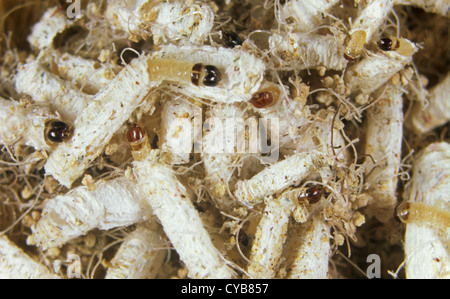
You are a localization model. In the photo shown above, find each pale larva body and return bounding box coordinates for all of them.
[344,37,417,96]
[150,44,265,103]
[147,58,222,87]
[346,0,394,60]
[397,202,450,234]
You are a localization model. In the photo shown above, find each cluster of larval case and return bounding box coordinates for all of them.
[0,0,448,279]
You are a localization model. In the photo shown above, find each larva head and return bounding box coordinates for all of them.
[250,91,273,108]
[395,202,411,223]
[298,185,323,204]
[45,120,72,144]
[127,123,151,160]
[203,65,222,87]
[222,31,242,48]
[377,38,394,51]
[127,123,145,143]
[304,186,323,204]
[250,82,281,108]
[191,64,222,87]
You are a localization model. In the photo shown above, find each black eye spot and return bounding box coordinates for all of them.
[222,31,242,48]
[202,65,222,87]
[46,120,72,143]
[377,38,393,51]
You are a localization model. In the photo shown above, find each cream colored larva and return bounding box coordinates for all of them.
[344,36,417,96]
[345,0,394,60]
[147,58,222,87]
[396,202,450,233]
[129,124,235,279]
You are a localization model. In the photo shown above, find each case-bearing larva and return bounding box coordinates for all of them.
[201,103,248,205]
[283,214,331,279]
[364,83,404,222]
[129,125,235,279]
[105,0,214,44]
[0,235,60,279]
[234,151,331,207]
[28,176,151,250]
[147,58,222,87]
[149,44,265,103]
[0,96,61,151]
[247,193,295,279]
[269,33,348,71]
[159,97,197,165]
[44,54,156,188]
[401,142,450,279]
[27,6,77,50]
[408,74,450,134]
[396,202,450,232]
[279,0,340,32]
[105,222,166,279]
[344,37,417,96]
[15,56,92,123]
[45,50,118,95]
[345,0,394,60]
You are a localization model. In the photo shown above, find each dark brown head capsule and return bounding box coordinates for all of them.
[191,64,222,87]
[222,31,242,48]
[45,120,72,143]
[127,123,145,143]
[202,65,222,87]
[250,91,273,108]
[301,186,323,204]
[377,38,393,51]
